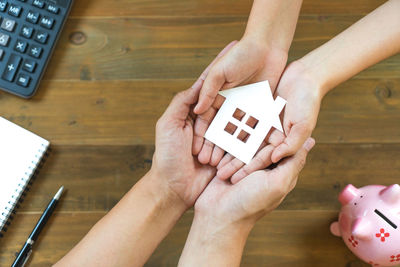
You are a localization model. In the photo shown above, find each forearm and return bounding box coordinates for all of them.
[178,214,253,267]
[243,0,303,52]
[55,171,187,267]
[299,0,400,96]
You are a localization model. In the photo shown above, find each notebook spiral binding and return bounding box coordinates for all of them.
[0,144,50,238]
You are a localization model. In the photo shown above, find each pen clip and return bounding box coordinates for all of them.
[21,249,32,267]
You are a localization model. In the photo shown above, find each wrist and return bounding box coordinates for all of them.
[141,170,188,215]
[297,52,335,97]
[192,212,254,241]
[179,213,254,266]
[286,59,326,100]
[241,31,288,58]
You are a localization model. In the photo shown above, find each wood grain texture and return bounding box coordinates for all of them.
[0,0,398,266]
[0,211,368,267]
[40,16,400,81]
[5,143,398,213]
[69,0,386,17]
[1,79,399,145]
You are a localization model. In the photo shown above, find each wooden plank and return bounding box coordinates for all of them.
[3,143,398,213]
[314,78,400,143]
[42,16,400,81]
[281,143,400,210]
[0,211,367,266]
[1,78,400,145]
[0,212,106,267]
[69,0,386,17]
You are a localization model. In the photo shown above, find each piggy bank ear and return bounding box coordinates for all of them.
[330,222,341,237]
[352,217,373,241]
[339,184,360,205]
[380,184,400,204]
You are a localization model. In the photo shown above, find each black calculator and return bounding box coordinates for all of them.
[0,0,73,98]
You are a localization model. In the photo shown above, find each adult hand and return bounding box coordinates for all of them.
[192,37,288,166]
[271,61,323,163]
[150,41,240,208]
[179,138,315,267]
[196,137,315,226]
[150,86,216,209]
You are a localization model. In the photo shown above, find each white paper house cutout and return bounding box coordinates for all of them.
[204,80,286,164]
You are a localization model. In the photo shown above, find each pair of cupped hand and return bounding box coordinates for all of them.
[151,39,317,227]
[192,40,321,184]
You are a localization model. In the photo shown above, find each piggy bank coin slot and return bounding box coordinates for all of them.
[374,209,397,229]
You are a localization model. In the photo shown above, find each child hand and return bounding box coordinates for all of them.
[192,37,288,166]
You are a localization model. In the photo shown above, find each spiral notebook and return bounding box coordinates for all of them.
[0,117,50,236]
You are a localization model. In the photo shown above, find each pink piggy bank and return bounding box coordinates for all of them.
[331,184,400,266]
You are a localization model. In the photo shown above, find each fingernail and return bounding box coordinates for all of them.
[193,105,200,114]
[303,138,315,152]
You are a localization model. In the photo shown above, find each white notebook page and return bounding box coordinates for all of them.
[0,117,50,231]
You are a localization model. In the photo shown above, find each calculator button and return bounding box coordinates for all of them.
[34,30,48,44]
[0,0,7,12]
[29,45,42,58]
[14,40,28,53]
[26,10,40,24]
[0,49,4,60]
[8,4,22,17]
[20,25,34,39]
[0,33,10,46]
[32,0,45,8]
[40,16,54,29]
[22,59,36,73]
[1,18,16,32]
[16,73,31,87]
[2,54,22,82]
[46,4,59,14]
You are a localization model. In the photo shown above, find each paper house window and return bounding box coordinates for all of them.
[204,80,286,164]
[224,108,260,144]
[224,122,237,135]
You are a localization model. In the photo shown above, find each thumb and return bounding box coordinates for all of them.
[161,88,199,123]
[271,122,312,163]
[191,40,238,92]
[271,137,315,184]
[194,63,226,115]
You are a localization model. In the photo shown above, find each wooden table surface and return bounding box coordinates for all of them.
[1,0,399,266]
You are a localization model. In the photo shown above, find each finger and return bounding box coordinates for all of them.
[217,153,234,170]
[216,135,268,180]
[192,135,205,156]
[219,135,268,182]
[161,88,199,123]
[270,138,315,191]
[216,158,245,180]
[268,129,285,147]
[210,145,225,167]
[231,145,275,184]
[194,41,238,115]
[271,122,312,163]
[192,105,218,155]
[194,64,226,115]
[191,41,238,92]
[197,140,214,164]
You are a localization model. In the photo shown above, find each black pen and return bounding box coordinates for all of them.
[12,186,64,267]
